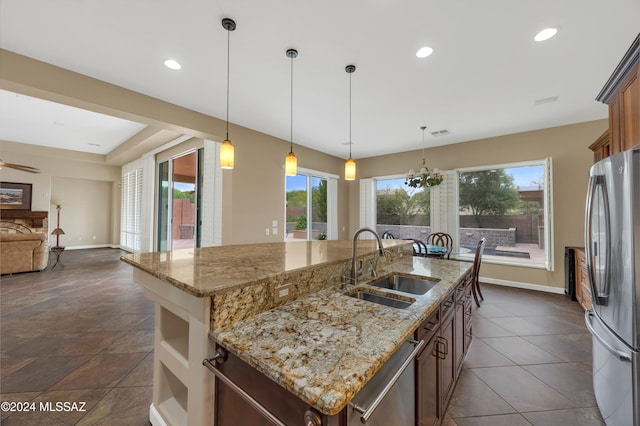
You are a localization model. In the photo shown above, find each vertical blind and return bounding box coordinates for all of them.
[120,168,143,252]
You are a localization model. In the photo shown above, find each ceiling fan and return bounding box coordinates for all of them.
[0,159,41,173]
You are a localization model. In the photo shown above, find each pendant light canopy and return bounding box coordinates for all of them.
[220,18,236,170]
[344,64,356,181]
[285,48,298,176]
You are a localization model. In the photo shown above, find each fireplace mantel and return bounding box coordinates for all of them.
[1,211,48,227]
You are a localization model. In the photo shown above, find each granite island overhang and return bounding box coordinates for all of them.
[120,240,472,425]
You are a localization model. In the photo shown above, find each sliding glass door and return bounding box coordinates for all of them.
[157,150,202,251]
[285,174,327,240]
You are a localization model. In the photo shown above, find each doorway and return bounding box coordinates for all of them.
[157,149,202,251]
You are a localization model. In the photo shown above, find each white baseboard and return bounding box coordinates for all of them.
[62,244,115,251]
[149,404,167,426]
[480,276,565,294]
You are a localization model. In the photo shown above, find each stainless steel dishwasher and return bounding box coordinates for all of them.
[347,339,424,425]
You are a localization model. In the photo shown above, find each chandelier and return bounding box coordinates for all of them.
[404,126,443,188]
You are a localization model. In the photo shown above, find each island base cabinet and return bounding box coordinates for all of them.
[439,305,456,413]
[416,332,440,426]
[416,276,473,426]
[212,346,339,426]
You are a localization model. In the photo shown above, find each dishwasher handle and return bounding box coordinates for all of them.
[203,349,288,426]
[349,339,425,424]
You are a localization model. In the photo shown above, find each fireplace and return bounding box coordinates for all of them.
[0,211,49,234]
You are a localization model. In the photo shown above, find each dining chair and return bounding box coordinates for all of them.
[426,232,453,259]
[471,238,486,307]
[382,231,395,239]
[408,238,428,257]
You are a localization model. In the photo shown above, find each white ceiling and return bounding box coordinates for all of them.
[1,0,639,160]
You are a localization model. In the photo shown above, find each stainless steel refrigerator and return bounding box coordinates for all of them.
[585,146,640,425]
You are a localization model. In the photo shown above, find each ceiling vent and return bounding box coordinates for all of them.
[430,129,449,136]
[534,96,559,105]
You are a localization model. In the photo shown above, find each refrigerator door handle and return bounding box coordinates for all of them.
[584,174,612,305]
[585,310,631,362]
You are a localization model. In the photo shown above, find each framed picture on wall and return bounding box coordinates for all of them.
[0,182,32,210]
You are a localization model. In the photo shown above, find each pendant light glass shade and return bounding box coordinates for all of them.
[220,139,234,169]
[285,49,298,176]
[220,18,236,170]
[285,151,298,176]
[344,65,356,181]
[345,158,356,180]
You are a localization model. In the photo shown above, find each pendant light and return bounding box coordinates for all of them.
[285,48,298,176]
[404,126,443,188]
[219,18,236,169]
[344,64,356,181]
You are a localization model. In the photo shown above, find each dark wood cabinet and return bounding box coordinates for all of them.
[595,33,640,159]
[416,312,441,426]
[438,297,456,413]
[589,130,611,163]
[415,275,472,426]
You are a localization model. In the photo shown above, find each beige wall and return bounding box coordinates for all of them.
[0,48,609,289]
[0,50,350,247]
[354,120,608,289]
[150,130,350,245]
[50,176,113,248]
[223,124,351,244]
[0,140,121,247]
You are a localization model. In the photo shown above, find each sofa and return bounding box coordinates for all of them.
[0,233,49,274]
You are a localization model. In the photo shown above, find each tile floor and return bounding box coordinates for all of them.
[444,284,604,425]
[1,248,604,425]
[1,248,154,425]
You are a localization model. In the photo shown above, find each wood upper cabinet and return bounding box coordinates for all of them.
[596,33,640,158]
[589,130,611,163]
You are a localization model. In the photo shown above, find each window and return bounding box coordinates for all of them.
[121,167,143,252]
[285,168,338,240]
[456,159,553,270]
[374,176,432,240]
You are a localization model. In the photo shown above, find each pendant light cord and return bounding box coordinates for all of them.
[290,54,294,154]
[421,126,426,163]
[349,71,352,159]
[225,26,230,141]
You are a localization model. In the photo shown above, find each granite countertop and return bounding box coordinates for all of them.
[214,256,472,416]
[120,239,409,297]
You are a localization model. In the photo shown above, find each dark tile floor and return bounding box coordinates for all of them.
[1,249,603,425]
[444,284,604,425]
[1,248,153,425]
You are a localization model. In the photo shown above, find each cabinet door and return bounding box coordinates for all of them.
[439,309,456,413]
[620,70,639,151]
[416,334,439,426]
[610,96,623,154]
[454,298,465,377]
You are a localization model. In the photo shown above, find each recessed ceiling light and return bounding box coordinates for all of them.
[534,28,558,42]
[416,46,434,58]
[164,59,181,70]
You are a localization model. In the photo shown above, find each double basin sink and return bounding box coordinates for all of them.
[346,274,440,309]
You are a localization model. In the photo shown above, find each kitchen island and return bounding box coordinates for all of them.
[121,240,473,426]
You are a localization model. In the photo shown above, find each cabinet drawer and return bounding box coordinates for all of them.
[416,309,440,343]
[455,282,466,301]
[440,293,455,319]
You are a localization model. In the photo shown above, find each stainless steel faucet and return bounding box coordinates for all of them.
[350,227,386,286]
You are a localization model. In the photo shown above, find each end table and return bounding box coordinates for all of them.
[50,246,65,270]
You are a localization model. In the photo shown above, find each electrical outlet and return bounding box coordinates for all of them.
[274,283,294,303]
[266,228,270,236]
[272,220,278,227]
[272,227,278,235]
